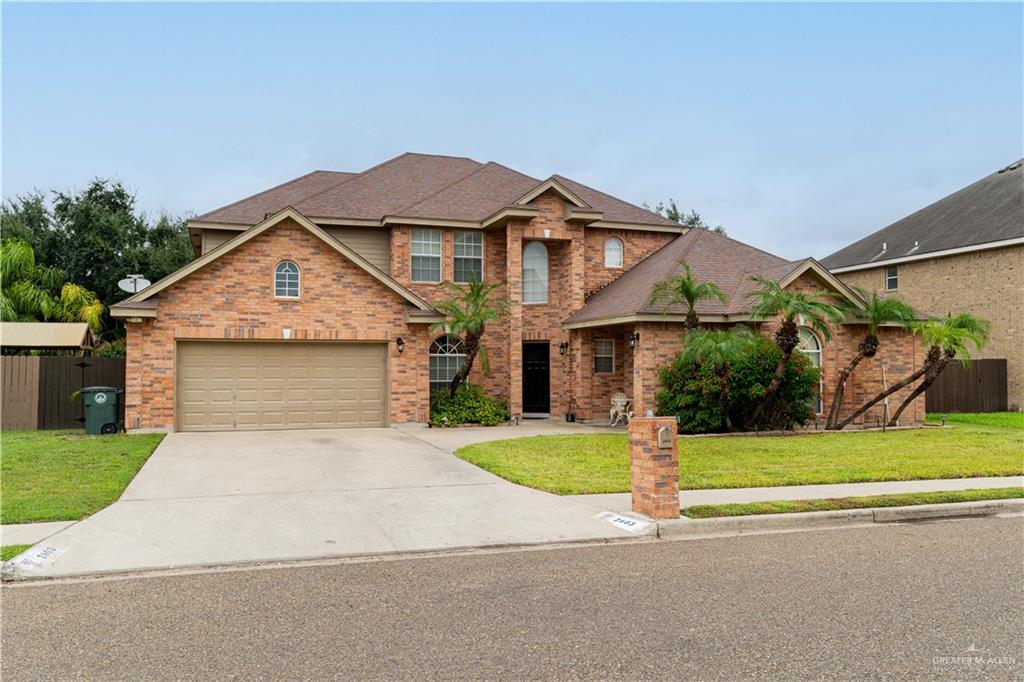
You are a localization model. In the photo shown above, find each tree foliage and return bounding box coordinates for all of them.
[0,239,104,331]
[1,179,193,336]
[430,277,510,397]
[646,199,727,236]
[648,260,727,329]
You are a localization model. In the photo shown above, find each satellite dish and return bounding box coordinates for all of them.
[118,274,152,294]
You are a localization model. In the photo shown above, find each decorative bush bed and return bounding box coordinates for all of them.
[429,384,510,427]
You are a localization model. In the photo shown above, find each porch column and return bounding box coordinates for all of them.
[632,323,658,417]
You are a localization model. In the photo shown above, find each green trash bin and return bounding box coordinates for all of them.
[82,386,121,435]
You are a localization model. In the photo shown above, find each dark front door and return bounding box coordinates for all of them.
[522,342,551,415]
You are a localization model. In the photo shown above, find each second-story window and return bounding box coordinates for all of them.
[454,231,483,283]
[274,260,300,298]
[522,241,548,303]
[604,237,624,268]
[885,266,898,291]
[412,228,442,282]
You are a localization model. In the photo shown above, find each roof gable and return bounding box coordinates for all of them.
[112,208,435,315]
[194,170,357,226]
[823,159,1024,270]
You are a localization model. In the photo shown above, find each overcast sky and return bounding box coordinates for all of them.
[3,2,1021,259]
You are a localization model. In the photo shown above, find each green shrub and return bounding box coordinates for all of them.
[94,338,126,358]
[656,336,820,433]
[430,383,510,427]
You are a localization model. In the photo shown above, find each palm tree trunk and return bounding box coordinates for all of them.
[835,347,940,430]
[825,353,866,429]
[685,309,699,330]
[887,352,953,426]
[448,334,480,397]
[744,349,792,429]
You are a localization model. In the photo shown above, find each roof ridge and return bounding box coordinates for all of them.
[291,153,425,212]
[392,162,495,216]
[401,151,480,162]
[702,227,790,264]
[193,170,340,221]
[551,173,673,225]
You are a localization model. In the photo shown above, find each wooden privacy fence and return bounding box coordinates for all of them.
[1,356,126,430]
[925,359,1008,414]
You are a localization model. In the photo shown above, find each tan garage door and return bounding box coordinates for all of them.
[176,341,387,431]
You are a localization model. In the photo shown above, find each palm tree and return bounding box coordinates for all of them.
[430,277,509,397]
[0,239,104,331]
[744,276,845,428]
[836,313,989,430]
[825,289,915,429]
[678,327,756,431]
[648,260,727,330]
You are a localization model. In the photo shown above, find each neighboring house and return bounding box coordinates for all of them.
[823,159,1024,411]
[112,152,923,432]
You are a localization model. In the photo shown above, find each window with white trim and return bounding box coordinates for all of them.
[604,237,624,268]
[429,335,465,397]
[797,327,824,414]
[594,339,615,373]
[885,266,898,291]
[453,231,483,283]
[274,261,300,298]
[412,229,442,282]
[522,241,548,303]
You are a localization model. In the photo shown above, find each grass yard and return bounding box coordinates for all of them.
[1,544,33,561]
[455,413,1024,495]
[680,487,1024,518]
[1,430,165,524]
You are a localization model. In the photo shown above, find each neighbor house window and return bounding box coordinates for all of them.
[604,237,624,268]
[522,241,548,303]
[797,327,824,414]
[429,335,465,397]
[454,231,483,283]
[412,229,442,282]
[594,339,615,373]
[274,260,300,298]
[885,266,898,291]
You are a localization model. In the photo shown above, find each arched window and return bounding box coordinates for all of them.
[429,335,466,397]
[274,261,300,298]
[604,237,624,268]
[797,327,824,414]
[522,241,548,303]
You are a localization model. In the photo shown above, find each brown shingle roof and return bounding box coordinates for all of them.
[194,170,356,225]
[565,229,797,324]
[193,153,680,228]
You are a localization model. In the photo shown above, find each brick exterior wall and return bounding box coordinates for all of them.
[125,218,431,430]
[132,195,926,432]
[837,245,1023,410]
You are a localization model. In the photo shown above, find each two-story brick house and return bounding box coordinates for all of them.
[112,153,925,431]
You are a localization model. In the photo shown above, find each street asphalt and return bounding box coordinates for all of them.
[2,516,1021,680]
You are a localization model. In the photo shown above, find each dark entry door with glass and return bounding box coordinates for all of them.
[522,342,550,415]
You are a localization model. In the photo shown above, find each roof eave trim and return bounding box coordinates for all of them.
[109,306,158,319]
[589,220,686,234]
[829,236,1024,273]
[122,207,436,312]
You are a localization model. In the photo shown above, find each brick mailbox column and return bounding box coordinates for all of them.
[629,417,680,519]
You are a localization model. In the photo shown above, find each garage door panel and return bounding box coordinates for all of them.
[176,342,387,431]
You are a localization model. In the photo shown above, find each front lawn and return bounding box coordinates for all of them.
[0,430,165,524]
[680,487,1024,518]
[1,545,33,561]
[455,416,1024,495]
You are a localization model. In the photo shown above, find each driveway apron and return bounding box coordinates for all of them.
[5,426,639,579]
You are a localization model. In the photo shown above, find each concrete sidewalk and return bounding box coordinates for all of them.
[573,476,1024,513]
[1,521,76,546]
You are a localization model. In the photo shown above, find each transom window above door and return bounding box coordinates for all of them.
[274,261,300,298]
[412,229,442,282]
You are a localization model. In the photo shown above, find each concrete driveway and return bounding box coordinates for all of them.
[7,422,642,580]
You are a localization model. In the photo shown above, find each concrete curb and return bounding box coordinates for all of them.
[658,498,1024,538]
